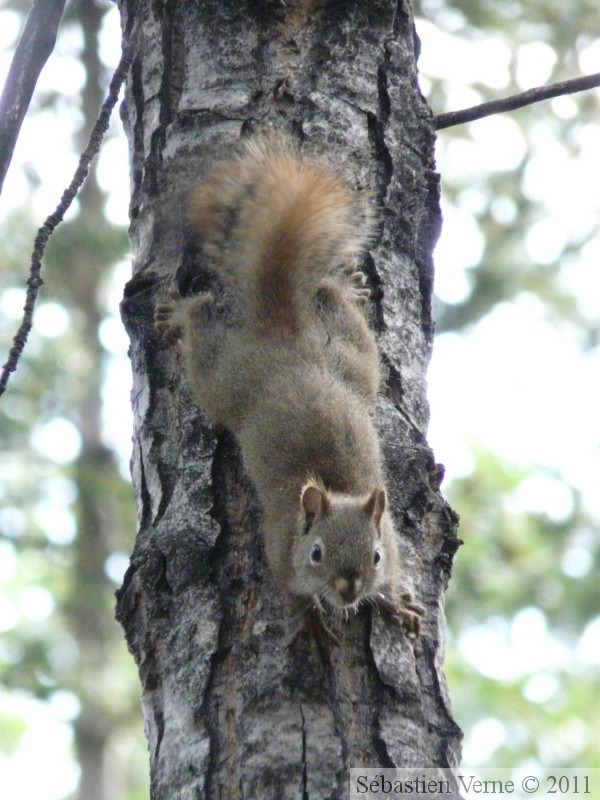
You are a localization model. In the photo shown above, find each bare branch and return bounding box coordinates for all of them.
[0,45,134,398]
[0,0,67,198]
[435,72,600,130]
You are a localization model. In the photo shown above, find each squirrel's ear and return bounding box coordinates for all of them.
[365,488,386,529]
[301,483,330,528]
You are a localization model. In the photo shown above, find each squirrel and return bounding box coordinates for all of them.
[154,134,424,646]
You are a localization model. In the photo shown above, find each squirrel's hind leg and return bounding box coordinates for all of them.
[154,282,187,344]
[312,277,381,401]
[155,285,227,381]
[182,292,229,381]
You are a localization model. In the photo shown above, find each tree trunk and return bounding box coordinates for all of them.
[116,1,462,797]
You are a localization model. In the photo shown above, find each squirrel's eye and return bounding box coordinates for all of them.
[373,549,381,566]
[310,544,322,564]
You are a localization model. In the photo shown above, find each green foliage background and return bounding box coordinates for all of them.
[415,0,600,770]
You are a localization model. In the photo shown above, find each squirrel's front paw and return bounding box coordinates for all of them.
[155,287,217,345]
[342,265,371,306]
[377,591,425,639]
[395,592,425,639]
[154,283,184,344]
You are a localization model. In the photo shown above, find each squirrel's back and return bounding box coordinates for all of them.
[188,136,372,336]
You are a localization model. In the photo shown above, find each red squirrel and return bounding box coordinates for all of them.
[155,134,424,644]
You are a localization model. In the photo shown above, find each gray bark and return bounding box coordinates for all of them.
[116,1,462,798]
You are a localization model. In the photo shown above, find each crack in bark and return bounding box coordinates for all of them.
[414,638,463,763]
[367,72,394,206]
[154,450,176,527]
[300,704,309,800]
[143,3,186,198]
[364,52,396,337]
[415,168,441,343]
[136,435,153,531]
[178,108,248,124]
[200,430,258,798]
[153,701,166,762]
[129,54,145,217]
[380,354,428,444]
[320,90,371,118]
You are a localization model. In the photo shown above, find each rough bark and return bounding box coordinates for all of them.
[116,1,462,798]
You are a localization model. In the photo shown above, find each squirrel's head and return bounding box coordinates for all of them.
[293,479,391,610]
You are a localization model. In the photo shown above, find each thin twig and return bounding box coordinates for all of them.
[0,45,134,398]
[435,72,600,130]
[0,0,67,197]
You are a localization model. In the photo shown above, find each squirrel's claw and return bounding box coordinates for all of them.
[154,296,184,344]
[395,592,426,639]
[375,591,425,640]
[353,287,371,305]
[341,267,371,305]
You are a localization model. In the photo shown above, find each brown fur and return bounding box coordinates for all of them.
[155,135,424,641]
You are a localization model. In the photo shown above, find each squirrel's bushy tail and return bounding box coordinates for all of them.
[189,135,371,335]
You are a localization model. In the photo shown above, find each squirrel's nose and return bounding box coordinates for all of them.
[335,575,362,604]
